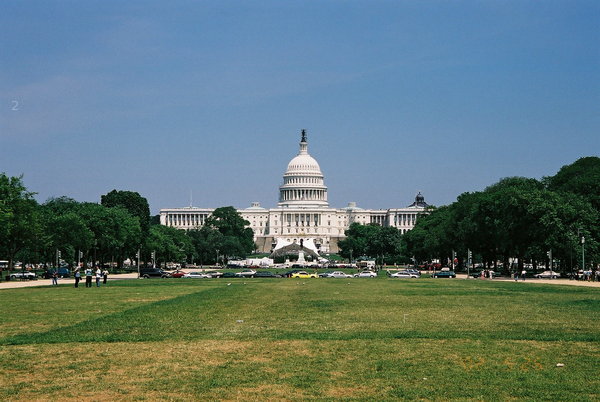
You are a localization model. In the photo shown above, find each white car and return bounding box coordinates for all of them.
[389,271,419,278]
[235,270,257,278]
[534,270,559,279]
[10,271,37,280]
[326,271,353,278]
[183,272,211,278]
[354,270,377,278]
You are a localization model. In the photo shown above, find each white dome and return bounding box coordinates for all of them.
[278,130,329,208]
[285,154,322,175]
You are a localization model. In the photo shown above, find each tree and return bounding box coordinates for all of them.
[77,202,141,267]
[204,207,255,258]
[545,156,600,211]
[145,225,193,267]
[187,226,224,265]
[339,223,404,265]
[0,174,42,272]
[101,190,151,241]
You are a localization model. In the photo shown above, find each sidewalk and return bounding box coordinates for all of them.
[0,272,140,290]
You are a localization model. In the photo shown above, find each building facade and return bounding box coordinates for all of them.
[160,130,429,254]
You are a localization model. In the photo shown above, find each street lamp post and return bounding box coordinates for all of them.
[582,236,585,272]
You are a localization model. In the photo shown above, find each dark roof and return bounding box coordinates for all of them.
[408,192,428,208]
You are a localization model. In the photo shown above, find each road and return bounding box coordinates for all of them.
[1,273,599,290]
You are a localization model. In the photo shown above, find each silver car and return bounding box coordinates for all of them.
[354,270,377,278]
[389,271,419,278]
[326,271,353,278]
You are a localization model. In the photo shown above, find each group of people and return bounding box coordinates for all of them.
[514,270,527,281]
[73,266,108,288]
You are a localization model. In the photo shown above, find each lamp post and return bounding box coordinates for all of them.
[582,236,585,272]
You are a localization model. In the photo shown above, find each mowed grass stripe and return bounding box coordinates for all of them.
[1,339,598,400]
[2,279,598,345]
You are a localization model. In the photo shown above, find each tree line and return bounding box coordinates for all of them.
[0,181,255,272]
[338,157,599,273]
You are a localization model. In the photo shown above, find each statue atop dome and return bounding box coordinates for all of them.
[301,129,307,143]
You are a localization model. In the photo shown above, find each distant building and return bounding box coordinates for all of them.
[160,130,429,254]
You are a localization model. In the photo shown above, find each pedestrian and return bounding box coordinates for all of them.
[52,270,58,286]
[102,268,108,284]
[85,266,93,288]
[95,266,102,287]
[521,269,526,281]
[74,268,81,288]
[514,271,519,281]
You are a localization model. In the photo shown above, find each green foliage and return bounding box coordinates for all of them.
[339,223,404,264]
[101,189,151,239]
[545,156,600,211]
[203,206,255,258]
[0,174,41,270]
[145,225,193,265]
[405,174,599,271]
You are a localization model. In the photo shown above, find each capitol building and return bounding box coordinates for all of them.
[160,130,429,254]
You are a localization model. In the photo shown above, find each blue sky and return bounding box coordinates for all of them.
[1,1,598,214]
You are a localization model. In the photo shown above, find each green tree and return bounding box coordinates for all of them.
[146,225,193,267]
[545,156,600,211]
[0,174,41,272]
[101,190,151,240]
[187,226,224,265]
[204,206,255,258]
[339,223,404,266]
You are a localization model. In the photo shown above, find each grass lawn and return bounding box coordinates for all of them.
[0,277,598,400]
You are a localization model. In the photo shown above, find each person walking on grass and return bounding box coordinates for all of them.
[102,268,108,285]
[52,270,58,286]
[74,268,81,288]
[95,266,102,287]
[521,269,526,281]
[85,266,93,288]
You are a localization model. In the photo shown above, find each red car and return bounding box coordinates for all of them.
[170,270,187,278]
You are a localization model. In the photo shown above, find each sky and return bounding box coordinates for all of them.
[1,1,599,214]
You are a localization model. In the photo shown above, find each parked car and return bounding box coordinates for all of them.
[318,271,334,278]
[170,270,187,278]
[354,270,377,278]
[10,271,37,280]
[254,271,281,278]
[535,270,559,279]
[291,271,318,279]
[283,269,303,278]
[204,270,223,278]
[470,271,500,278]
[43,267,71,278]
[389,271,419,278]
[183,272,211,278]
[433,270,456,278]
[325,271,354,278]
[221,272,238,278]
[139,268,171,278]
[235,270,257,278]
